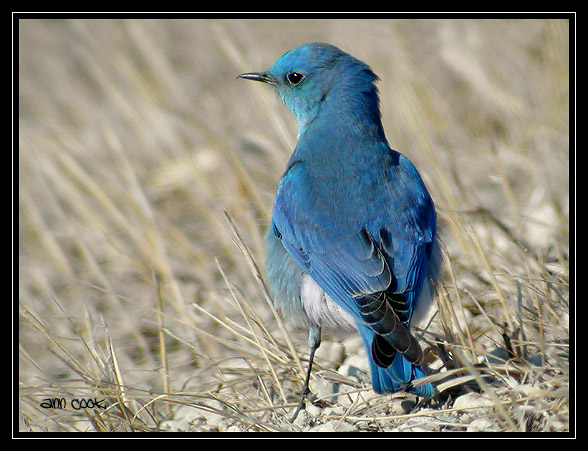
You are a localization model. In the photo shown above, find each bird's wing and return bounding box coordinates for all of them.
[271,153,436,364]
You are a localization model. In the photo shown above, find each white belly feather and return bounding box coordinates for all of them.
[300,275,357,331]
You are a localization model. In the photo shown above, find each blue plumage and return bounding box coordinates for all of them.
[238,43,441,417]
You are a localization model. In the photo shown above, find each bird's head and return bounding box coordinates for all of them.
[238,43,381,135]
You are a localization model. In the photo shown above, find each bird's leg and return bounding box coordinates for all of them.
[290,326,321,422]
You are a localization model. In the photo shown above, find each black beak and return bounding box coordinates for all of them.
[236,72,277,85]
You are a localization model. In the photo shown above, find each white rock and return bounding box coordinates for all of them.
[453,392,495,410]
[315,420,357,432]
[467,418,499,432]
[315,341,346,368]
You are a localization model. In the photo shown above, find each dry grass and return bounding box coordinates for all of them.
[18,18,570,433]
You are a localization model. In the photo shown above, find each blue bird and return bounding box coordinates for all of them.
[238,43,442,420]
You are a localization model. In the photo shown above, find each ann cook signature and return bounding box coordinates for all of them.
[40,398,107,410]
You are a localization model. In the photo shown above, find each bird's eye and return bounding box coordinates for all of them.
[286,72,305,86]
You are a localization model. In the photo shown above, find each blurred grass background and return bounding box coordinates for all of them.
[18,18,569,432]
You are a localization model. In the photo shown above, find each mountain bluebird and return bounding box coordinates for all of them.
[238,43,442,420]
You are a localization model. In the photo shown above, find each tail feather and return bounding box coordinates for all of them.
[358,325,434,397]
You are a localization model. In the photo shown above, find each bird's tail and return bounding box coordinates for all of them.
[358,325,434,398]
